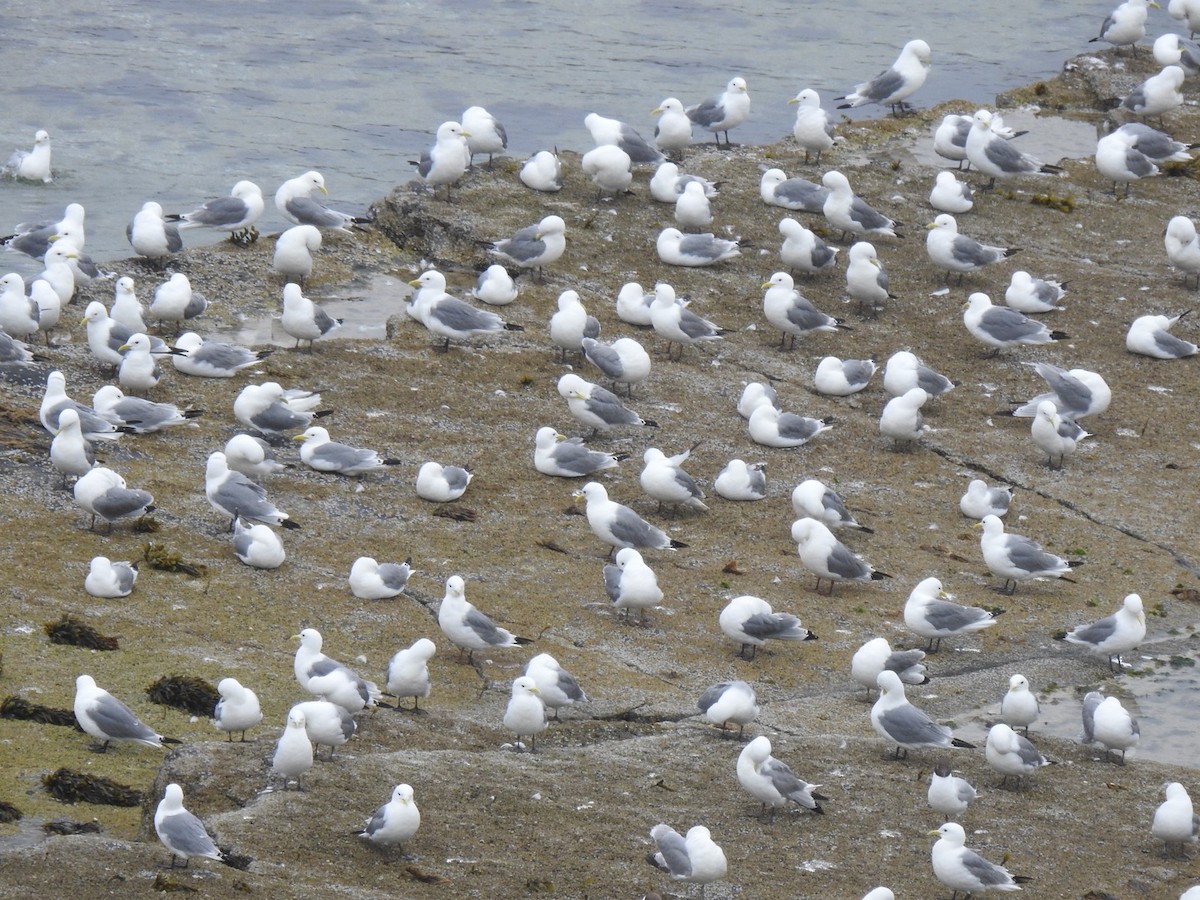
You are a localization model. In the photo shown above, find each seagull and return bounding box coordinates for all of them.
[172,332,272,378]
[6,129,52,182]
[225,434,289,481]
[697,680,758,738]
[580,144,633,197]
[851,638,928,696]
[686,76,750,146]
[930,170,974,213]
[822,171,899,240]
[582,336,651,396]
[603,547,663,622]
[1010,362,1111,421]
[904,576,1001,651]
[927,761,977,820]
[357,784,421,854]
[999,674,1040,735]
[272,709,314,790]
[233,381,330,437]
[462,105,507,166]
[964,292,1068,354]
[748,402,833,449]
[1004,270,1067,313]
[979,514,1082,593]
[154,784,223,868]
[73,674,180,752]
[737,381,778,418]
[1151,782,1199,858]
[116,332,172,394]
[50,409,97,484]
[872,671,974,759]
[930,822,1029,895]
[759,168,829,212]
[718,594,815,659]
[171,180,264,244]
[837,39,932,115]
[649,282,726,356]
[518,150,564,192]
[814,356,877,396]
[575,481,686,552]
[386,638,436,710]
[272,224,323,283]
[640,446,707,513]
[489,215,566,281]
[291,700,357,758]
[791,517,890,594]
[557,372,656,434]
[1122,65,1185,119]
[879,387,930,449]
[438,575,532,662]
[274,170,366,231]
[1165,215,1200,286]
[1090,695,1140,764]
[789,88,836,163]
[926,213,1018,281]
[675,181,713,230]
[206,451,299,531]
[127,201,183,262]
[737,736,826,821]
[1031,399,1088,469]
[648,823,727,884]
[986,723,1051,788]
[779,216,839,275]
[213,677,262,741]
[1056,593,1146,671]
[1091,0,1159,51]
[293,628,381,712]
[584,112,662,163]
[2,202,85,259]
[416,461,473,501]
[883,350,955,398]
[84,556,137,598]
[649,162,718,204]
[295,425,396,476]
[73,466,154,531]
[549,290,601,361]
[960,479,1013,519]
[966,109,1059,189]
[791,479,872,533]
[524,653,587,719]
[652,98,693,157]
[1126,311,1197,358]
[761,271,845,349]
[503,676,548,751]
[0,273,40,340]
[281,283,341,350]
[845,241,895,317]
[348,556,412,600]
[1095,127,1158,198]
[149,273,208,330]
[533,426,626,478]
[232,518,285,569]
[471,264,518,306]
[713,459,767,501]
[406,270,523,351]
[40,370,130,441]
[656,227,741,268]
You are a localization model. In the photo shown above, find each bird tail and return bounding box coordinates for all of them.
[281,519,302,531]
[1049,330,1070,341]
[514,636,535,645]
[183,409,205,419]
[1003,248,1021,258]
[641,418,660,428]
[504,323,525,332]
[870,571,892,580]
[950,737,975,749]
[668,539,689,550]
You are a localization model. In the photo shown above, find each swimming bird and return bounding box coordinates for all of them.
[274,170,366,231]
[6,129,52,182]
[759,168,829,212]
[872,671,974,759]
[791,517,890,594]
[386,638,436,711]
[295,425,396,476]
[357,784,421,854]
[837,39,932,115]
[926,214,1018,281]
[719,594,815,659]
[602,547,664,622]
[213,677,262,741]
[1056,593,1146,671]
[206,451,299,531]
[154,784,223,868]
[930,822,1029,895]
[979,514,1082,593]
[349,556,412,599]
[1126,311,1197,358]
[84,556,137,598]
[737,736,825,821]
[963,292,1068,354]
[686,76,750,146]
[904,576,1001,650]
[171,180,264,244]
[791,479,872,533]
[74,674,180,752]
[697,680,758,737]
[438,575,532,662]
[503,676,548,751]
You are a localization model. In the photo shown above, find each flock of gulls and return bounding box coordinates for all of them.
[6,0,1200,896]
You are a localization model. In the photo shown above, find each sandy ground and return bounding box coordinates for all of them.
[1,49,1199,898]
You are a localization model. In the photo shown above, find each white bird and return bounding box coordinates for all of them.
[652,98,693,157]
[697,680,758,737]
[109,277,147,334]
[779,216,838,275]
[791,517,890,594]
[1056,593,1146,671]
[357,784,421,853]
[150,273,208,329]
[557,372,656,434]
[232,518,285,569]
[470,264,518,306]
[904,576,1001,651]
[737,735,825,821]
[837,39,932,115]
[171,332,270,378]
[2,202,85,259]
[116,332,168,394]
[213,677,262,741]
[73,674,178,752]
[930,170,974,213]
[602,547,663,622]
[7,129,52,182]
[649,823,727,884]
[274,170,362,231]
[980,514,1082,594]
[1032,399,1087,469]
[791,478,872,533]
[272,224,322,283]
[815,356,876,396]
[575,481,686,552]
[438,575,531,661]
[1010,362,1111,421]
[719,594,814,659]
[1165,215,1200,286]
[518,150,563,192]
[845,241,895,317]
[489,215,566,281]
[0,328,36,367]
[296,425,394,476]
[686,76,751,146]
[293,628,380,712]
[524,652,587,719]
[713,459,766,501]
[1091,695,1141,764]
[583,112,662,163]
[1126,311,1198,358]
[934,114,974,167]
[173,180,264,243]
[966,109,1058,189]
[759,168,829,212]
[533,426,625,478]
[416,460,473,501]
[84,556,137,598]
[1096,127,1158,198]
[1092,0,1158,50]
[883,350,954,398]
[960,479,1013,519]
[649,162,718,204]
[640,446,707,513]
[0,273,39,339]
[674,180,712,230]
[349,556,412,599]
[1152,782,1200,858]
[1122,65,1185,119]
[154,784,222,868]
[582,336,651,396]
[930,822,1028,895]
[272,709,314,790]
[655,227,740,268]
[927,761,977,820]
[823,171,899,240]
[926,213,1018,281]
[386,638,436,710]
[615,281,655,326]
[290,700,356,758]
[503,675,548,751]
[49,408,96,483]
[1004,270,1067,313]
[1170,0,1200,36]
[549,290,600,360]
[224,433,289,480]
[748,402,833,449]
[999,674,1040,734]
[206,451,298,531]
[40,371,127,441]
[964,291,1068,353]
[406,270,522,350]
[281,283,342,350]
[872,670,973,759]
[127,201,182,261]
[879,387,930,448]
[649,282,726,356]
[850,637,928,695]
[737,381,778,419]
[462,105,507,166]
[762,271,844,349]
[581,144,633,197]
[986,723,1051,787]
[73,466,154,531]
[789,88,835,163]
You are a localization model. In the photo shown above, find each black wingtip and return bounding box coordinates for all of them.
[811,803,825,814]
[1053,630,1068,641]
[383,458,402,466]
[836,102,852,110]
[988,607,1007,618]
[504,322,525,332]
[1005,248,1022,257]
[161,736,183,745]
[313,409,335,419]
[281,519,301,530]
[668,539,688,550]
[1066,560,1085,568]
[804,632,818,641]
[1013,876,1034,885]
[871,571,892,580]
[951,737,975,749]
[613,453,631,462]
[514,636,535,645]
[1050,331,1070,340]
[858,525,876,534]
[183,409,205,419]
[642,418,659,428]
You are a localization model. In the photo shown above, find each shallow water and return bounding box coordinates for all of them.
[3,0,1141,268]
